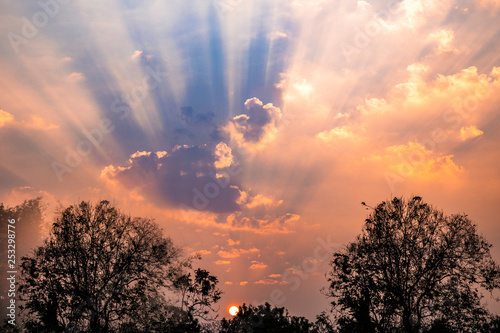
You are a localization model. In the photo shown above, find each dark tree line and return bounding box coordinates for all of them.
[2,196,500,332]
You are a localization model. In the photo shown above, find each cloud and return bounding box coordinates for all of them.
[249,261,268,270]
[175,207,300,234]
[393,0,452,30]
[218,249,241,259]
[225,98,282,149]
[254,278,287,285]
[239,281,249,286]
[253,273,287,285]
[460,125,484,141]
[224,211,300,234]
[214,260,231,265]
[217,247,260,258]
[24,116,59,130]
[428,29,458,54]
[131,50,143,60]
[180,106,215,124]
[269,31,288,40]
[131,50,153,61]
[227,239,240,246]
[478,0,500,7]
[245,194,283,209]
[193,250,212,256]
[317,126,355,143]
[352,64,497,145]
[214,142,234,169]
[292,79,314,98]
[371,142,463,180]
[0,111,57,131]
[102,144,244,213]
[67,72,85,82]
[0,110,14,127]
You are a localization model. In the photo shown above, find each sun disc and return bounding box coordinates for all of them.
[229,305,239,316]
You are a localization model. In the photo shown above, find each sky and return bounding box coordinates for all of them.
[1,0,500,320]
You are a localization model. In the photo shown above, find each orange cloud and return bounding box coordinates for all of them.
[239,281,248,286]
[218,249,241,259]
[193,250,212,256]
[370,142,464,185]
[214,142,234,169]
[175,205,299,234]
[254,279,286,285]
[428,29,458,54]
[317,126,356,143]
[0,109,14,127]
[24,115,59,130]
[245,194,283,209]
[214,260,231,265]
[249,261,268,270]
[218,247,260,258]
[460,125,484,141]
[479,0,500,6]
[0,111,58,131]
[227,239,240,246]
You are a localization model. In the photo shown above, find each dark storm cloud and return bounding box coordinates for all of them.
[180,106,215,124]
[104,144,243,213]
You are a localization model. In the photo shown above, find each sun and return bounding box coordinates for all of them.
[229,305,239,316]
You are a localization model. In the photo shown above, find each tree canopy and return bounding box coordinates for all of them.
[18,200,221,332]
[326,196,500,333]
[0,198,44,323]
[219,302,313,333]
[6,196,500,332]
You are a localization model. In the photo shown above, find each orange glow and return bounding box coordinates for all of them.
[229,305,239,316]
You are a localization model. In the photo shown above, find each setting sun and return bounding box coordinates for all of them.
[229,306,239,316]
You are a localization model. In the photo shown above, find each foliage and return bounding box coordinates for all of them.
[18,200,221,332]
[0,198,44,325]
[173,267,223,319]
[219,302,315,333]
[326,196,500,333]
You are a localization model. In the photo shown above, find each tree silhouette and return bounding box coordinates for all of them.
[173,267,222,320]
[18,200,221,332]
[219,302,315,333]
[326,196,500,333]
[0,198,44,326]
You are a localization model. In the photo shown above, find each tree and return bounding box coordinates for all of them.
[311,312,335,333]
[326,196,500,333]
[0,198,44,325]
[219,302,314,333]
[173,267,222,320]
[18,200,221,332]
